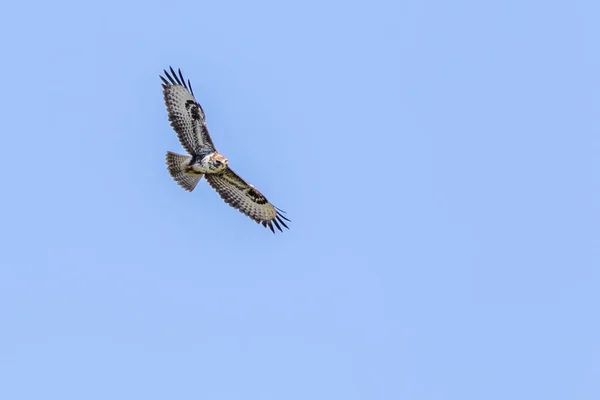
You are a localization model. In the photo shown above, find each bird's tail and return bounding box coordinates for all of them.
[165,151,202,192]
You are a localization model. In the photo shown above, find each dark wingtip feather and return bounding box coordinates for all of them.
[276,215,289,229]
[273,206,290,223]
[272,219,283,232]
[278,212,291,222]
[267,222,275,233]
[162,67,194,95]
[170,66,183,85]
[163,69,177,85]
[178,69,188,90]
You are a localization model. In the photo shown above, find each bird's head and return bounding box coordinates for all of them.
[208,152,228,172]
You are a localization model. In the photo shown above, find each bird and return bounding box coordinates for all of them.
[160,67,290,233]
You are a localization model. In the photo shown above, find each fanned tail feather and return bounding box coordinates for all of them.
[165,151,202,192]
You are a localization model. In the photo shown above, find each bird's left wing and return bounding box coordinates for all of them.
[160,67,216,155]
[205,168,290,233]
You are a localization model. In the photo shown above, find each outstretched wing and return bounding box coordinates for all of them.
[205,168,290,233]
[160,67,216,156]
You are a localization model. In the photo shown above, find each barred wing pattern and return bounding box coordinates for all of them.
[165,151,202,192]
[160,67,215,156]
[205,168,290,233]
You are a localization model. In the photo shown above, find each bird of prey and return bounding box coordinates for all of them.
[160,67,290,233]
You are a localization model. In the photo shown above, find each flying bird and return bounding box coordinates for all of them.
[160,67,290,233]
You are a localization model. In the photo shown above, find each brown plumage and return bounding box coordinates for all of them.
[160,67,290,233]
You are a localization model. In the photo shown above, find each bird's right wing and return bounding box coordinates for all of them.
[160,67,216,155]
[205,167,290,233]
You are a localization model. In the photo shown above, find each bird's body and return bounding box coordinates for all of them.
[188,152,228,175]
[160,67,289,233]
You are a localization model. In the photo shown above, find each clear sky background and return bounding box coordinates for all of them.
[0,0,598,399]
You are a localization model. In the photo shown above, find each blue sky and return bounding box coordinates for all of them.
[0,0,598,398]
